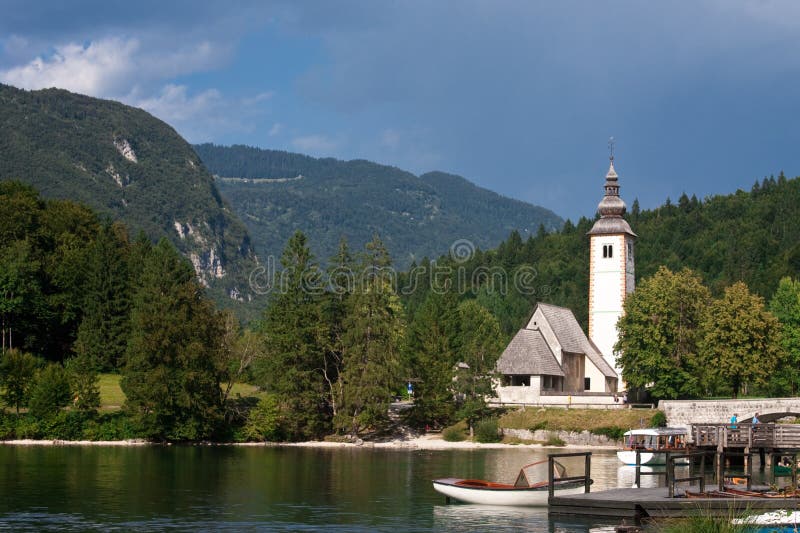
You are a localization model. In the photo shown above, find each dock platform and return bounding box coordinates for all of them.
[550,487,800,519]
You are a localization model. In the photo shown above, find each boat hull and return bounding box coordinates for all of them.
[432,478,587,506]
[616,450,690,466]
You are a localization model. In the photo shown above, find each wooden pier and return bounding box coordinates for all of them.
[546,451,800,520]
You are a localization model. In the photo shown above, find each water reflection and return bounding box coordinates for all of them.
[0,446,684,532]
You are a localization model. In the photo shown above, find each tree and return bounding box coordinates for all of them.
[0,240,43,354]
[256,231,330,441]
[65,354,101,413]
[74,222,131,371]
[698,282,783,397]
[0,349,39,414]
[405,290,460,428]
[453,300,503,432]
[616,267,711,399]
[121,239,226,440]
[769,277,800,395]
[335,235,404,437]
[28,363,71,418]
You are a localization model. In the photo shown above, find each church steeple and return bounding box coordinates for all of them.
[587,142,637,380]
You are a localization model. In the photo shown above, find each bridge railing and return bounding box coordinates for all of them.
[690,423,794,448]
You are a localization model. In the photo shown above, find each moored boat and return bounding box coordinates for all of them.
[432,459,589,506]
[617,427,689,465]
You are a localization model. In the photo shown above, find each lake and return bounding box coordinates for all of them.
[0,445,705,531]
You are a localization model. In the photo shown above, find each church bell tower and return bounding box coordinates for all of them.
[587,148,636,377]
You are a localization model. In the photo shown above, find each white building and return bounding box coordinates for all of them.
[493,156,634,405]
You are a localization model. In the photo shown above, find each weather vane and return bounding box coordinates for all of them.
[608,137,615,161]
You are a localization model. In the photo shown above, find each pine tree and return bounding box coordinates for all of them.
[121,239,226,440]
[453,300,503,432]
[256,231,330,441]
[322,237,354,419]
[74,222,131,370]
[405,290,460,427]
[335,235,404,437]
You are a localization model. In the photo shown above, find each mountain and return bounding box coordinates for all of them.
[194,143,563,266]
[0,84,256,302]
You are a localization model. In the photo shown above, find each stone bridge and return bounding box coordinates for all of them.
[659,398,800,426]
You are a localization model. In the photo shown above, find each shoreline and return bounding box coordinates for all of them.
[1,434,617,451]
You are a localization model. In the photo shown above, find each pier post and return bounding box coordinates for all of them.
[716,452,723,492]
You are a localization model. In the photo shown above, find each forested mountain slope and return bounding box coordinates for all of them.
[194,143,563,266]
[0,84,257,301]
[417,173,800,336]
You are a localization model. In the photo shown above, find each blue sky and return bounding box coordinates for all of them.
[2,1,800,221]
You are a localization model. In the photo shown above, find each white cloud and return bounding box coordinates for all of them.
[268,122,283,136]
[135,84,223,123]
[291,134,340,155]
[0,36,229,99]
[0,38,140,96]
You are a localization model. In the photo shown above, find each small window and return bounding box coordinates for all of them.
[608,245,613,258]
[584,377,591,390]
[602,244,614,258]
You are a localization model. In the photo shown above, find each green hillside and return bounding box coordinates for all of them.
[0,84,257,302]
[194,143,563,266]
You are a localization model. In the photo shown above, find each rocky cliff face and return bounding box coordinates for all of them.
[0,84,257,301]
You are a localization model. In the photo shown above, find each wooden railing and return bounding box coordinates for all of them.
[692,423,800,449]
[547,452,592,500]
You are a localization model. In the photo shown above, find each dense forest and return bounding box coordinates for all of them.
[194,143,563,268]
[0,84,258,305]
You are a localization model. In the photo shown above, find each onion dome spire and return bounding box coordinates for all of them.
[587,138,637,237]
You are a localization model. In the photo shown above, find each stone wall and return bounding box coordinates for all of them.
[660,398,800,426]
[502,428,618,447]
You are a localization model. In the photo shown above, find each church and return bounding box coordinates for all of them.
[493,155,636,406]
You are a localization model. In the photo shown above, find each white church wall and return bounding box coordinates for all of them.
[526,308,563,364]
[584,360,606,393]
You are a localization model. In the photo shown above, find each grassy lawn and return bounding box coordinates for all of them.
[98,374,125,410]
[97,374,268,411]
[499,407,659,433]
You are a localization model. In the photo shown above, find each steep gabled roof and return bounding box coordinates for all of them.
[536,303,618,378]
[496,328,564,376]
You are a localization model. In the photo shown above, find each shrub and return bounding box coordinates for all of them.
[38,411,87,440]
[0,350,40,414]
[28,364,71,419]
[650,411,668,428]
[529,421,548,431]
[82,412,139,441]
[65,355,100,413]
[545,433,566,446]
[242,396,280,442]
[591,426,626,440]
[442,425,466,442]
[475,418,501,443]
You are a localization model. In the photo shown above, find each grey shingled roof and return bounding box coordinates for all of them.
[586,216,637,237]
[496,329,564,376]
[536,303,618,378]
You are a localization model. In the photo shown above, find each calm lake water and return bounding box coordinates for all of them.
[0,445,736,532]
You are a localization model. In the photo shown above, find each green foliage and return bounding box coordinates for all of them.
[81,412,138,441]
[28,363,71,419]
[334,235,405,437]
[121,239,226,441]
[545,434,566,447]
[65,355,101,412]
[699,282,783,397]
[74,222,131,371]
[590,426,626,440]
[405,291,460,427]
[453,300,504,427]
[196,143,563,269]
[649,411,668,428]
[442,425,467,442]
[769,277,800,395]
[616,267,710,399]
[0,349,40,413]
[255,231,331,441]
[474,418,501,443]
[241,396,280,442]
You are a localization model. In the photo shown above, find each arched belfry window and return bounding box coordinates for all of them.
[603,244,613,258]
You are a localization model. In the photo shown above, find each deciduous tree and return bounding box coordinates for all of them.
[699,281,783,397]
[616,267,710,399]
[769,277,800,395]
